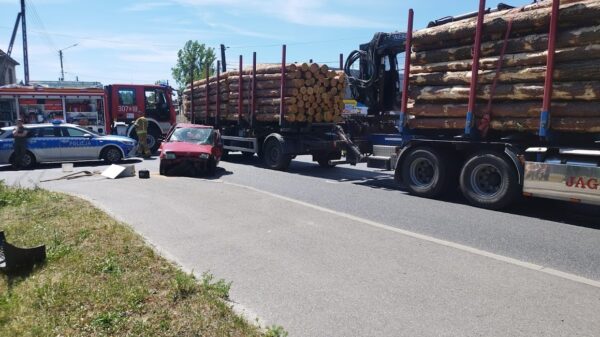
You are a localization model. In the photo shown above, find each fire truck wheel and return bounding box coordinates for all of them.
[459,152,519,210]
[147,126,162,153]
[102,147,122,164]
[263,137,292,171]
[401,147,451,198]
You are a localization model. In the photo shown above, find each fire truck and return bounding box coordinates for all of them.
[0,81,176,151]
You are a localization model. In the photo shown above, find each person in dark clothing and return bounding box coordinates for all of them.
[12,119,28,168]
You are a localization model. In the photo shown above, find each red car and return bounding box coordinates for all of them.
[159,124,223,176]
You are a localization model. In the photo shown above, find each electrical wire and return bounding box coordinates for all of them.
[25,0,57,51]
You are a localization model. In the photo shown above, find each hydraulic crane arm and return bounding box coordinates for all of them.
[344,32,406,115]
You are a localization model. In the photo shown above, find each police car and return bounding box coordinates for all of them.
[0,121,138,168]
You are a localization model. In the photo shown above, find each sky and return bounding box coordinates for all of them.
[1,0,533,89]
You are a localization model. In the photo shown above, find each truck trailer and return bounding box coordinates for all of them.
[344,0,600,210]
[183,53,362,170]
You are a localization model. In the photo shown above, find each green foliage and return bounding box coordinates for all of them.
[171,270,198,301]
[265,325,289,337]
[171,40,217,92]
[0,187,263,337]
[0,181,33,208]
[201,271,232,300]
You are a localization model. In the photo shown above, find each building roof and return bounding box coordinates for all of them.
[0,49,20,66]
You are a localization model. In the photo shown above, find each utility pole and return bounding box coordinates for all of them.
[220,44,227,72]
[58,43,78,81]
[20,0,29,84]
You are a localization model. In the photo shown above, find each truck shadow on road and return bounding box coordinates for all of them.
[225,154,600,230]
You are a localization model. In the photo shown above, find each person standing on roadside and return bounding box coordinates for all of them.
[12,119,28,169]
[134,116,151,158]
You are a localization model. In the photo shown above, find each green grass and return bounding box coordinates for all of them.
[0,182,272,337]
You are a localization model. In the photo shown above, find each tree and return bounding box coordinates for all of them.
[171,40,217,92]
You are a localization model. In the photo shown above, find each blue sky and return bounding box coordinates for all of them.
[1,0,532,87]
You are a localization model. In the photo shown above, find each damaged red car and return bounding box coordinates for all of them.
[159,124,223,176]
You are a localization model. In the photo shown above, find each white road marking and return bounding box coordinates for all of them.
[226,181,600,289]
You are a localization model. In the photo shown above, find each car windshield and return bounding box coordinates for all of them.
[170,127,213,145]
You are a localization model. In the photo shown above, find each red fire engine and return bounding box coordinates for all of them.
[0,81,176,151]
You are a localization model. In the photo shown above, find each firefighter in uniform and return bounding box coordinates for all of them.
[134,116,151,158]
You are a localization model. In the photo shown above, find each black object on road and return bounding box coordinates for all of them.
[0,231,46,272]
[138,169,150,179]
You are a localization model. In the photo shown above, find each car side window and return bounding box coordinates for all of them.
[63,127,87,137]
[37,127,61,138]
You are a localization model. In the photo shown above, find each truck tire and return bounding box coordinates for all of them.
[130,125,162,153]
[263,137,292,170]
[147,125,162,153]
[459,152,519,210]
[401,147,452,198]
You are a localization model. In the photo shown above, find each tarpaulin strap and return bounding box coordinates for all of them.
[39,170,97,182]
[478,14,515,137]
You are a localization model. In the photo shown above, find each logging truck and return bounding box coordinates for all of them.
[0,81,176,151]
[183,56,362,170]
[344,0,600,210]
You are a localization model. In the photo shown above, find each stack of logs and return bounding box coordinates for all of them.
[407,0,600,133]
[183,63,346,124]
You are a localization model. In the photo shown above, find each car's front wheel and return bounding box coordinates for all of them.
[102,147,122,164]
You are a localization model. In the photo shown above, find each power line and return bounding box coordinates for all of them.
[25,0,57,51]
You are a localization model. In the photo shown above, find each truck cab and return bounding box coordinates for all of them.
[106,84,176,151]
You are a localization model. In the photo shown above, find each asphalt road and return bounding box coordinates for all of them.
[1,156,599,336]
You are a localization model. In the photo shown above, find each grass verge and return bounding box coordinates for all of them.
[0,183,277,337]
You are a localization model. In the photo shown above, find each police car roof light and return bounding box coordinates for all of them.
[51,119,64,125]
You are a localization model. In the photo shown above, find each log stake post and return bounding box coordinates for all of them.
[280,45,287,127]
[251,52,257,128]
[238,55,243,123]
[216,60,221,127]
[465,0,486,136]
[540,0,560,139]
[399,9,414,133]
[205,62,209,124]
[190,60,195,124]
[339,53,344,70]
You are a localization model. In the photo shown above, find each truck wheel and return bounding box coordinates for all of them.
[459,152,519,210]
[147,125,162,153]
[263,137,292,170]
[401,147,451,198]
[102,147,122,164]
